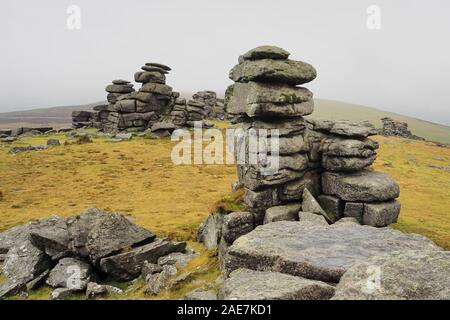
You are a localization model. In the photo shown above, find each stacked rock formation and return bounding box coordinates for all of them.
[86,63,179,133]
[381,117,424,140]
[192,91,226,120]
[199,45,402,254]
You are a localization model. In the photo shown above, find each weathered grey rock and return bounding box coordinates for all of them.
[157,250,198,268]
[28,216,70,260]
[141,65,168,73]
[141,83,173,95]
[105,84,134,94]
[298,212,329,226]
[151,120,176,132]
[322,155,376,172]
[99,238,185,280]
[362,200,401,227]
[169,271,195,289]
[46,139,60,147]
[197,212,225,250]
[26,270,49,291]
[115,99,136,113]
[302,189,335,223]
[279,171,321,201]
[239,165,305,191]
[333,250,450,300]
[141,261,164,281]
[145,62,171,71]
[226,82,314,117]
[3,240,51,283]
[240,117,307,137]
[134,71,166,84]
[86,212,156,265]
[229,59,317,85]
[86,282,123,300]
[66,208,107,258]
[343,202,364,223]
[264,203,301,224]
[317,195,343,221]
[224,221,440,283]
[46,257,95,290]
[321,138,378,157]
[241,45,290,61]
[222,212,254,244]
[112,79,130,85]
[310,120,378,138]
[50,288,74,300]
[144,264,177,295]
[218,269,335,300]
[184,289,217,300]
[322,170,400,202]
[1,216,67,257]
[0,279,26,299]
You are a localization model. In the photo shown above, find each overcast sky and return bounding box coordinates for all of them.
[1,0,449,125]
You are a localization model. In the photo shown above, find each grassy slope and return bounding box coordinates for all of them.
[0,128,449,299]
[310,99,450,144]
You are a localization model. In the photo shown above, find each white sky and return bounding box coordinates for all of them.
[1,0,449,125]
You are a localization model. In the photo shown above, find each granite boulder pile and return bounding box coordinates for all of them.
[0,208,196,299]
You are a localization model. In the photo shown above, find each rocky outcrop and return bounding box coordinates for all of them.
[333,250,450,300]
[381,117,424,140]
[199,45,403,258]
[218,268,335,300]
[223,221,440,283]
[0,208,192,299]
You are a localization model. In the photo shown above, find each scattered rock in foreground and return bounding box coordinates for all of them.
[223,221,441,283]
[333,250,450,300]
[218,269,335,300]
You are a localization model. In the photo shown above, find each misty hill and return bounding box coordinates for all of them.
[309,99,450,144]
[0,99,449,144]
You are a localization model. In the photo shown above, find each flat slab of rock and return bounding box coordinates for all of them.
[99,238,186,281]
[333,250,450,300]
[218,269,335,300]
[241,45,290,61]
[3,240,51,283]
[86,212,156,265]
[223,221,440,283]
[322,170,400,202]
[230,59,317,85]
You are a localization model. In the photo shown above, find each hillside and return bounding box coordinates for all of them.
[311,99,450,144]
[1,98,449,144]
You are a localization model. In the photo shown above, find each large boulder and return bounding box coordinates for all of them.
[46,257,95,291]
[223,221,440,283]
[229,59,317,85]
[99,238,186,281]
[321,170,400,202]
[221,212,254,244]
[28,216,70,260]
[3,240,51,283]
[333,250,450,300]
[0,279,26,299]
[218,269,335,300]
[86,212,156,265]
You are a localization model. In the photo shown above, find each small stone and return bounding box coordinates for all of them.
[221,212,254,244]
[46,139,60,147]
[184,289,217,300]
[46,257,95,291]
[302,189,336,223]
[241,45,290,61]
[362,200,401,227]
[343,202,364,223]
[50,288,74,300]
[317,195,343,221]
[264,203,301,224]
